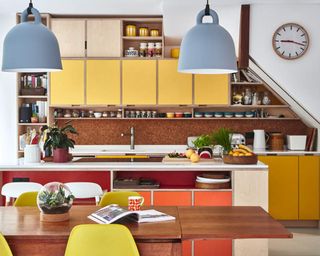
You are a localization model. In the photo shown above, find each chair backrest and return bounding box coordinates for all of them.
[64,224,140,256]
[99,191,140,207]
[0,233,13,256]
[14,191,39,207]
[64,182,103,205]
[1,182,42,205]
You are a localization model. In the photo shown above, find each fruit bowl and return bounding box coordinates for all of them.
[223,154,258,164]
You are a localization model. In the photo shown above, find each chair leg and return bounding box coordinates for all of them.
[95,196,100,206]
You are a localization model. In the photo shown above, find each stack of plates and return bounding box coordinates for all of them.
[196,176,230,184]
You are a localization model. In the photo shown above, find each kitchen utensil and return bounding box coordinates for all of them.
[235,112,244,118]
[166,112,174,118]
[196,176,230,184]
[194,112,203,118]
[204,112,213,118]
[139,27,148,36]
[184,112,192,118]
[150,29,159,37]
[245,111,254,118]
[94,112,102,118]
[253,129,269,150]
[270,133,284,150]
[125,25,136,36]
[214,112,223,118]
[175,112,183,118]
[287,135,307,150]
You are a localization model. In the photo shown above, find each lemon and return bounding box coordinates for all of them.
[186,149,195,159]
[190,153,200,163]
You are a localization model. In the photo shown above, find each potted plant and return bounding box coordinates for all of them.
[41,122,77,163]
[37,182,75,222]
[211,128,232,154]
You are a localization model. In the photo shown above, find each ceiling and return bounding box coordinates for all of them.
[0,0,319,14]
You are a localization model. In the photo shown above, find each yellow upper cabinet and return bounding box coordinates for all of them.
[87,19,121,57]
[158,60,192,105]
[122,60,157,105]
[51,19,86,57]
[50,60,85,105]
[194,74,229,105]
[299,156,320,220]
[259,156,299,220]
[86,60,121,105]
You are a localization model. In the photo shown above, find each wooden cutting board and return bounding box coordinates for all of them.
[162,156,217,163]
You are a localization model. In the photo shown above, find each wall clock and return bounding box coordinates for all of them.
[272,23,309,60]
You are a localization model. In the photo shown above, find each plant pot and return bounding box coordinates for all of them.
[53,148,69,163]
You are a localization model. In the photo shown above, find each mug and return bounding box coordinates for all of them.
[128,196,144,211]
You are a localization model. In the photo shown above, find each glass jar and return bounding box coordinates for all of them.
[243,88,252,105]
[147,42,155,57]
[155,42,162,57]
[262,92,271,105]
[117,109,122,118]
[139,42,147,57]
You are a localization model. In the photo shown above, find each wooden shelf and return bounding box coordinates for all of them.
[18,123,47,126]
[18,95,48,99]
[229,105,289,108]
[231,82,263,85]
[122,36,162,41]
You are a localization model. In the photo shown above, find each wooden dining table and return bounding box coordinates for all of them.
[0,206,292,256]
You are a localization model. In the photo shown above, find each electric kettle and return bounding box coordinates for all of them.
[253,130,269,150]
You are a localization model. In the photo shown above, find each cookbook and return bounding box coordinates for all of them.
[88,204,175,224]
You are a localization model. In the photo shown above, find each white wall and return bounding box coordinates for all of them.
[250,4,320,121]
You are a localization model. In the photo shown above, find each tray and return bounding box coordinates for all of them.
[20,87,46,96]
[223,154,258,165]
[162,156,216,163]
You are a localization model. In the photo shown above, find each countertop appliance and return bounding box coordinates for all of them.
[231,133,246,149]
[253,130,269,150]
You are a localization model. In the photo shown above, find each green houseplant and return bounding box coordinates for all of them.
[41,122,77,163]
[211,128,232,153]
[38,182,75,222]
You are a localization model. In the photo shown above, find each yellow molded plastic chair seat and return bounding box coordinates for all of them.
[13,191,38,207]
[0,233,13,256]
[64,224,140,256]
[99,191,140,207]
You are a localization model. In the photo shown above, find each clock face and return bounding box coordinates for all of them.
[272,23,309,60]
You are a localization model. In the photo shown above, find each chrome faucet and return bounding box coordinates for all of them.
[121,127,135,150]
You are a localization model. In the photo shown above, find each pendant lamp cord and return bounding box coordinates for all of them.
[27,0,33,15]
[205,0,210,15]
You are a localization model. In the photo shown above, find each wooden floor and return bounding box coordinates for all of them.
[269,228,320,256]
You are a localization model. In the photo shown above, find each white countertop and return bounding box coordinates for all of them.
[0,158,267,171]
[69,145,320,156]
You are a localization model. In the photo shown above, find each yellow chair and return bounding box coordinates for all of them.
[64,224,140,256]
[99,191,140,207]
[0,233,13,256]
[13,191,38,207]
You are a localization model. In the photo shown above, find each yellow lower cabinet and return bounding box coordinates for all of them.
[194,74,229,105]
[122,60,157,105]
[86,60,121,105]
[299,156,320,220]
[50,60,85,105]
[259,156,299,220]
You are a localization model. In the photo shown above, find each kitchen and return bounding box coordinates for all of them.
[0,1,319,256]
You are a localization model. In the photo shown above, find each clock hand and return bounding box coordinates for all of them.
[280,40,305,47]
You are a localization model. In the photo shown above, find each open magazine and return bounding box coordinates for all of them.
[88,204,175,224]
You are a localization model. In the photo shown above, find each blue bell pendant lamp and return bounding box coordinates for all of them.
[2,1,62,72]
[178,1,237,74]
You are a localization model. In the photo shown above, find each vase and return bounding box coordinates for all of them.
[53,148,69,163]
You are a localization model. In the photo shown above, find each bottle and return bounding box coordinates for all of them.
[262,92,271,105]
[139,42,147,57]
[147,42,155,57]
[155,42,162,57]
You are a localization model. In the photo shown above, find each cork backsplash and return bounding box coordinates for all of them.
[57,119,311,145]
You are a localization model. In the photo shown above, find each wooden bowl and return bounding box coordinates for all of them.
[223,154,258,165]
[195,181,231,189]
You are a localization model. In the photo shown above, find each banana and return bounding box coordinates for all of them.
[232,148,247,154]
[239,144,253,153]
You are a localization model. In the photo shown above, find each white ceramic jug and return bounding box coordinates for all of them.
[253,130,269,150]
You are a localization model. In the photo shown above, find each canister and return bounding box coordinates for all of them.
[150,29,159,37]
[24,144,41,163]
[171,48,180,58]
[139,27,148,36]
[126,25,136,36]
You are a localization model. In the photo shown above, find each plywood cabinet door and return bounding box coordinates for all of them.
[158,60,192,105]
[194,74,229,105]
[51,19,86,57]
[86,60,121,105]
[87,19,121,57]
[259,156,299,220]
[194,191,232,256]
[50,60,85,105]
[122,60,157,105]
[299,156,320,220]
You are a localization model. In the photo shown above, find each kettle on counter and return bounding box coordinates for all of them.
[253,130,269,150]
